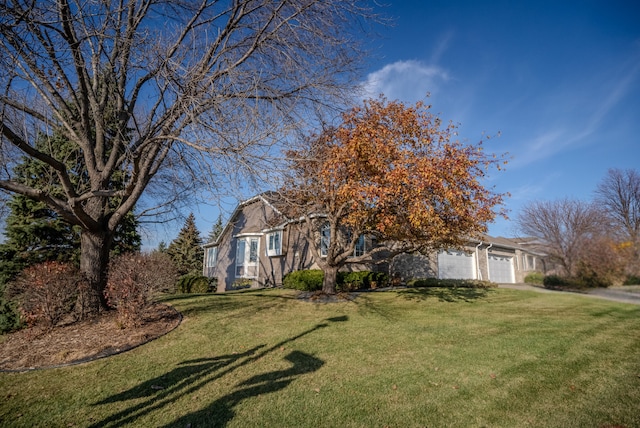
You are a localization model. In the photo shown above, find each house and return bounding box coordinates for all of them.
[390,236,546,284]
[203,193,376,292]
[203,194,545,291]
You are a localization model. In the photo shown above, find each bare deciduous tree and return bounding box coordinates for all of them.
[595,168,640,273]
[0,0,377,312]
[517,199,607,277]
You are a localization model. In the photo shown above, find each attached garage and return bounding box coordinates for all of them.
[437,250,477,280]
[488,254,515,283]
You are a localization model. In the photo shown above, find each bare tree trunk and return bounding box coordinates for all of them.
[80,230,112,314]
[322,265,339,295]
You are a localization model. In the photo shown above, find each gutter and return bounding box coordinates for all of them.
[475,241,483,280]
[485,243,493,282]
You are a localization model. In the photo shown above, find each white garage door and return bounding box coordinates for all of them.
[438,251,476,280]
[488,255,515,283]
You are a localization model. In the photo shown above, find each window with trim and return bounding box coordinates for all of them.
[526,255,535,270]
[266,230,282,257]
[205,247,217,269]
[236,236,259,278]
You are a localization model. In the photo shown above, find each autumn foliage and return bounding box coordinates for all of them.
[6,261,83,327]
[104,253,178,328]
[283,96,507,293]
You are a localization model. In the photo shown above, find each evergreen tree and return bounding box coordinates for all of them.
[157,241,168,253]
[167,214,204,275]
[0,132,141,283]
[207,215,224,243]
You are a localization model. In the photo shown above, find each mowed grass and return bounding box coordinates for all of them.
[1,287,639,428]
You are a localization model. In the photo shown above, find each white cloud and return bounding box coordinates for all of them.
[580,57,640,139]
[508,129,567,169]
[361,60,450,103]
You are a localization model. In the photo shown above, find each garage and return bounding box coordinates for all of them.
[488,254,515,283]
[437,250,477,280]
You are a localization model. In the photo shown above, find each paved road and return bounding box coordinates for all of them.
[499,283,640,305]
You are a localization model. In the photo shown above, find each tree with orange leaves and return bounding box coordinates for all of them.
[282,96,508,294]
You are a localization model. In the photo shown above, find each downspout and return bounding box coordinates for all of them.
[485,243,493,282]
[475,241,483,280]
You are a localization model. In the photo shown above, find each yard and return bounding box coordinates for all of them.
[1,287,639,427]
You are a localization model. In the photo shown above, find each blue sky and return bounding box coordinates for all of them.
[360,0,640,238]
[163,0,640,247]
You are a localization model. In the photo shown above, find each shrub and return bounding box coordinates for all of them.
[230,279,252,290]
[623,275,640,286]
[283,270,324,291]
[574,237,624,287]
[524,272,545,285]
[146,252,180,292]
[104,252,178,328]
[177,274,214,293]
[283,269,390,292]
[576,265,614,288]
[5,261,81,328]
[543,275,585,289]
[406,278,496,289]
[338,271,389,291]
[543,275,567,288]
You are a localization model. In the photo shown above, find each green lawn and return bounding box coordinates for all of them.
[1,287,639,427]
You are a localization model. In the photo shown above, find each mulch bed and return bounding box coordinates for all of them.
[0,303,181,372]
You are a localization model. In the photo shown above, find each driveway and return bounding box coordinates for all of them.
[499,283,640,305]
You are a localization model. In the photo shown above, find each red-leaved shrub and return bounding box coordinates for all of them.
[6,261,81,327]
[104,252,178,327]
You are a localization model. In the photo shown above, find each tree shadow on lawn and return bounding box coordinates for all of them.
[90,316,346,427]
[161,290,295,318]
[400,287,493,303]
[159,350,324,428]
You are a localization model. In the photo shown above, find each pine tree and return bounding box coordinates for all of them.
[207,215,224,243]
[167,213,204,275]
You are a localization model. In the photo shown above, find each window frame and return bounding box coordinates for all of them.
[203,246,218,277]
[353,234,366,257]
[235,235,260,278]
[266,230,283,257]
[205,246,218,269]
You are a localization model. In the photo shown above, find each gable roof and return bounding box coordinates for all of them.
[203,193,291,248]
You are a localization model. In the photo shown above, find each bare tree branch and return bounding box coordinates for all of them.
[517,199,607,276]
[0,0,380,311]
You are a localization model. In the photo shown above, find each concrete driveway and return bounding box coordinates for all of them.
[499,283,640,305]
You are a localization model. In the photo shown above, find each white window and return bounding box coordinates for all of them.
[527,255,535,270]
[204,247,218,274]
[205,247,217,268]
[236,236,259,278]
[320,223,330,257]
[266,230,282,257]
[204,246,217,276]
